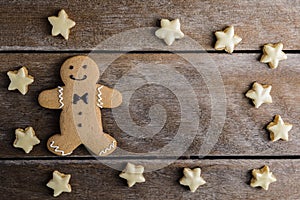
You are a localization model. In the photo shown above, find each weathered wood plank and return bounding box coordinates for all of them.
[0,0,299,50]
[0,159,299,199]
[0,53,299,157]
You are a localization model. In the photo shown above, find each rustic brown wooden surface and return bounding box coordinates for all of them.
[0,53,299,158]
[0,0,299,50]
[0,159,299,200]
[1,0,300,199]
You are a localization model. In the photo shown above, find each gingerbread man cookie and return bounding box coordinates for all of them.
[38,56,122,156]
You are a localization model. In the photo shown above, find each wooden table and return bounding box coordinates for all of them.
[0,1,299,199]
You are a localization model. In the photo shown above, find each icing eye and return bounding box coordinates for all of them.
[82,65,87,69]
[69,66,74,70]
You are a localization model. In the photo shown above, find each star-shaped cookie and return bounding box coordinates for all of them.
[214,26,242,53]
[267,115,293,141]
[47,170,72,197]
[48,9,76,40]
[119,163,145,187]
[260,43,287,69]
[155,19,184,46]
[179,167,206,192]
[7,67,34,95]
[13,127,40,153]
[250,165,276,190]
[245,82,272,108]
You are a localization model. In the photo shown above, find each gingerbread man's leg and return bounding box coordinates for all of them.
[100,133,117,156]
[80,131,117,156]
[76,107,117,156]
[47,134,81,156]
[47,110,82,156]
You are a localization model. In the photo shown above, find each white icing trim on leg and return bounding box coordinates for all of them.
[97,86,104,108]
[99,140,116,156]
[49,141,72,156]
[58,86,64,109]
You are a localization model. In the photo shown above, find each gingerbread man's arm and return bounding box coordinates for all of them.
[97,84,122,108]
[38,87,63,109]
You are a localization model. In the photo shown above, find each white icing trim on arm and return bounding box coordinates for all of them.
[97,85,104,108]
[49,141,72,156]
[58,86,64,109]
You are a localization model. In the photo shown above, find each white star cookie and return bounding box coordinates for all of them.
[214,26,242,53]
[47,170,72,197]
[246,82,272,108]
[179,167,206,192]
[119,163,145,187]
[48,9,76,40]
[250,165,276,190]
[260,43,287,69]
[267,115,293,141]
[13,127,40,153]
[155,19,184,46]
[7,67,34,95]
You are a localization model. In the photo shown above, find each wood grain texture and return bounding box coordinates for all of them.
[0,159,299,200]
[0,53,299,157]
[1,1,300,199]
[0,0,299,51]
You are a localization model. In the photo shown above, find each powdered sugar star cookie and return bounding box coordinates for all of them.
[48,9,76,40]
[7,67,34,95]
[250,165,276,190]
[260,43,287,69]
[246,82,272,108]
[179,167,206,192]
[47,170,72,197]
[119,163,146,187]
[13,127,40,153]
[155,19,184,45]
[214,26,242,53]
[267,115,293,141]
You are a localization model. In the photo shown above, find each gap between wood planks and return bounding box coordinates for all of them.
[0,50,300,54]
[2,155,300,161]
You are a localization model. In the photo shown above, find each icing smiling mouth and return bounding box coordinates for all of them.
[69,75,87,81]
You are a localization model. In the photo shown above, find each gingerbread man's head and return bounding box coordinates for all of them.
[60,56,100,84]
